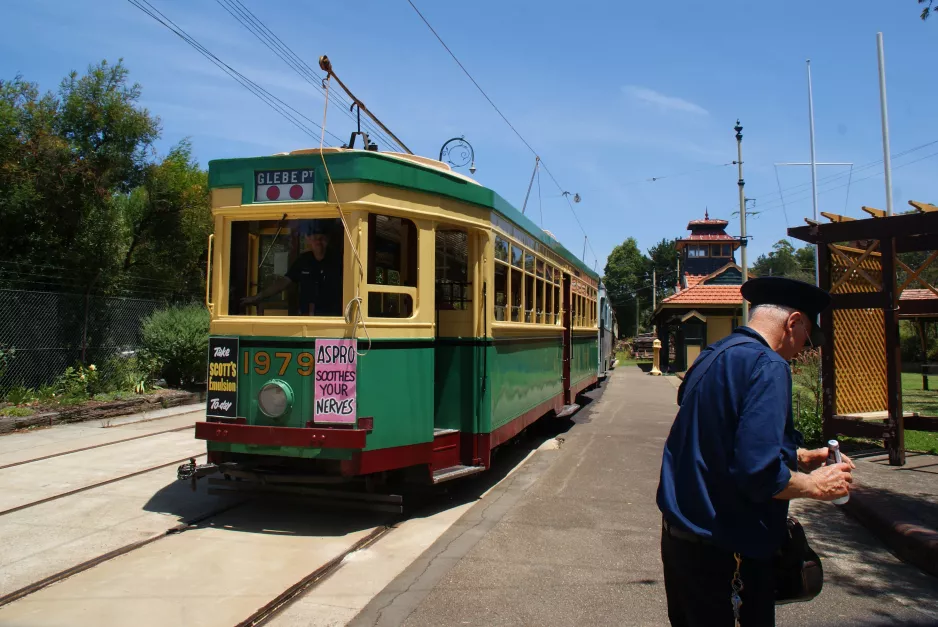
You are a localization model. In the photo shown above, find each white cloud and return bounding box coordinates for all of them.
[622,85,708,116]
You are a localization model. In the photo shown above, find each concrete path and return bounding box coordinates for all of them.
[352,366,938,627]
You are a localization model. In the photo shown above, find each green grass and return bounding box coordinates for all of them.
[900,372,938,453]
[0,406,36,418]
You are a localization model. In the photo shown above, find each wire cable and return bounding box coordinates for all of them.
[405,0,600,269]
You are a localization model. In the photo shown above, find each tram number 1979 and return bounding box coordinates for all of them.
[244,351,314,377]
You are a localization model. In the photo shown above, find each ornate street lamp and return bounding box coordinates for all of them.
[438,137,476,174]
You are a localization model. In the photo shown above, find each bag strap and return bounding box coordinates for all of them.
[677,333,761,405]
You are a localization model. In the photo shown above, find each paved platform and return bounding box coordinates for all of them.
[842,449,938,579]
[351,366,938,627]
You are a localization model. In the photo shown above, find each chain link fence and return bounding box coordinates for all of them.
[0,289,195,397]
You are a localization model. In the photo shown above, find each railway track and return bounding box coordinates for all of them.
[0,424,194,471]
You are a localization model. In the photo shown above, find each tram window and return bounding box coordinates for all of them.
[545,277,553,325]
[510,267,522,321]
[524,273,535,322]
[368,214,417,287]
[535,277,544,323]
[495,236,509,262]
[511,245,523,269]
[536,259,544,278]
[554,284,561,324]
[524,252,535,274]
[436,229,471,310]
[494,261,508,321]
[230,218,344,317]
[368,292,413,318]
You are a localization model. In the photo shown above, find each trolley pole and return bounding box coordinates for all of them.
[735,120,748,325]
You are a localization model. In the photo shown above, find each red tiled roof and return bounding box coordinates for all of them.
[677,233,737,242]
[661,284,742,306]
[684,274,706,287]
[688,219,729,228]
[900,289,938,301]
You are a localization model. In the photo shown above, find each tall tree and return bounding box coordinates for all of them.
[0,60,211,298]
[646,238,679,303]
[603,237,649,337]
[751,240,815,283]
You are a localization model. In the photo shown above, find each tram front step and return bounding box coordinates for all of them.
[555,403,580,418]
[432,428,461,470]
[432,464,485,484]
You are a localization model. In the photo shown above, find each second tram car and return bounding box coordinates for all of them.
[182,146,609,488]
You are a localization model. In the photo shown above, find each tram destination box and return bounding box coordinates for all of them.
[255,168,314,202]
[206,337,239,419]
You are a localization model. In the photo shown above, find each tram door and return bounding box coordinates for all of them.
[562,273,573,405]
[432,227,477,440]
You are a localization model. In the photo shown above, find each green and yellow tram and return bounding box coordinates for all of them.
[183,146,605,487]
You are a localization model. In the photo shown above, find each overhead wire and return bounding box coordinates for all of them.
[127,0,344,146]
[405,0,600,269]
[214,0,403,152]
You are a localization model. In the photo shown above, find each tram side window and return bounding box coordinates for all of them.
[436,230,471,310]
[231,218,344,317]
[510,266,522,322]
[368,214,417,318]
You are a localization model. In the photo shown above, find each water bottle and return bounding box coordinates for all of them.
[826,439,850,505]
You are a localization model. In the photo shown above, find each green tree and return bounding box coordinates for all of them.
[921,0,934,20]
[603,237,649,337]
[647,238,679,303]
[0,60,210,297]
[751,240,815,283]
[117,139,212,296]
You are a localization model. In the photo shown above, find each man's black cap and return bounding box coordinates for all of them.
[740,276,831,345]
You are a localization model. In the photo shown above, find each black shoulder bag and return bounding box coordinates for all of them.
[679,335,824,605]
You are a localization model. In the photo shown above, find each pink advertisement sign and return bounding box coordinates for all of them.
[313,339,357,424]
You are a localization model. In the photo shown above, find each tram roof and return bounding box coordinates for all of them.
[208,148,599,281]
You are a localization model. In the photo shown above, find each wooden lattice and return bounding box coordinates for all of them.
[829,245,888,415]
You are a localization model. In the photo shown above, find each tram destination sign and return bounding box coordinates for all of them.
[206,337,239,419]
[255,168,314,203]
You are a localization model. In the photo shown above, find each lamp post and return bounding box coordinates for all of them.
[438,137,476,174]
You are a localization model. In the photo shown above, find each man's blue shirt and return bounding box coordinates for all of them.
[656,327,800,558]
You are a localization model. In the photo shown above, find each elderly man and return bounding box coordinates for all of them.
[657,276,855,626]
[242,220,342,317]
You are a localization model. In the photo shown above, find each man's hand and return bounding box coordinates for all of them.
[798,447,856,472]
[807,462,853,501]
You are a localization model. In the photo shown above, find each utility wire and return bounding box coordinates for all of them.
[405,0,599,268]
[127,0,343,145]
[215,0,403,152]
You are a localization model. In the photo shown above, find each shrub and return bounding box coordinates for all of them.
[140,304,209,388]
[53,364,101,401]
[0,406,35,418]
[4,385,34,405]
[100,355,151,394]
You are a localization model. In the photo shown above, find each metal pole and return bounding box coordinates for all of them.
[652,268,656,311]
[807,60,821,286]
[636,297,639,337]
[735,120,748,325]
[877,33,894,216]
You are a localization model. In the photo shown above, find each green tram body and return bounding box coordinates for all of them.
[193,148,611,485]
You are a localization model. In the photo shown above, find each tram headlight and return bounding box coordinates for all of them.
[257,380,293,418]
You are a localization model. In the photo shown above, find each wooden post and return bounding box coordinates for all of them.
[881,237,905,465]
[919,319,929,392]
[817,243,837,442]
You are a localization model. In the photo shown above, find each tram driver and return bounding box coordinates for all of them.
[241,220,343,317]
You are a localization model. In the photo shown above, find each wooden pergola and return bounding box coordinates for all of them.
[788,201,938,466]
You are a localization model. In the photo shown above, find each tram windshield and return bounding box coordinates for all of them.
[228,218,345,317]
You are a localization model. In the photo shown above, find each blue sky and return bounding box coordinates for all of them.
[3,0,936,275]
